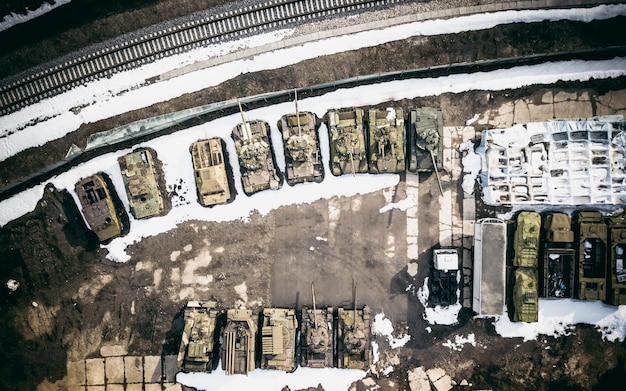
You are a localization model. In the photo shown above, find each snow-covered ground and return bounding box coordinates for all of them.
[2,4,626,389]
[0,0,71,32]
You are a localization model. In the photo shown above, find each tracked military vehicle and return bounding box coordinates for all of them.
[232,102,282,196]
[541,212,575,298]
[222,308,257,375]
[337,283,371,370]
[118,148,165,219]
[608,211,626,305]
[260,308,298,372]
[575,211,608,301]
[300,282,334,368]
[367,107,405,174]
[513,211,541,267]
[176,301,220,372]
[513,267,539,322]
[279,94,324,185]
[190,138,233,206]
[75,173,123,242]
[408,107,443,173]
[327,108,368,176]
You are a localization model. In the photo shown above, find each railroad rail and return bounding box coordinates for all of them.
[0,0,401,116]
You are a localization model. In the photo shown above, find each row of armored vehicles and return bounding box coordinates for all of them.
[176,284,371,375]
[72,103,443,243]
[510,210,626,323]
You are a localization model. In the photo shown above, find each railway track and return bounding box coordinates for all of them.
[0,0,401,117]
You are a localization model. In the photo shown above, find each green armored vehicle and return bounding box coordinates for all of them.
[575,211,608,301]
[337,284,371,370]
[327,108,368,176]
[513,267,539,323]
[75,173,124,242]
[279,107,324,186]
[367,107,405,174]
[608,211,626,305]
[176,301,220,372]
[513,211,541,267]
[222,308,257,375]
[232,102,282,196]
[190,138,233,206]
[300,282,334,368]
[260,308,298,372]
[408,107,443,173]
[118,148,165,219]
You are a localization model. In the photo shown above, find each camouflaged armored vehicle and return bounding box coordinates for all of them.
[327,108,368,176]
[575,211,608,301]
[608,211,626,305]
[408,107,443,172]
[300,282,334,368]
[279,109,324,186]
[337,284,371,370]
[222,308,257,375]
[118,148,165,219]
[513,267,539,322]
[75,173,123,242]
[367,107,405,174]
[190,138,233,206]
[232,103,282,196]
[260,308,298,372]
[176,301,220,372]
[513,211,541,267]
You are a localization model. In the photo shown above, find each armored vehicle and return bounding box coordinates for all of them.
[118,148,165,219]
[367,107,405,174]
[190,138,233,206]
[75,173,123,242]
[608,211,626,305]
[279,94,324,186]
[337,284,371,370]
[408,107,443,173]
[541,212,575,298]
[222,308,257,375]
[513,267,539,322]
[429,248,460,307]
[513,211,541,267]
[300,282,334,368]
[575,211,607,301]
[176,301,220,372]
[260,308,298,372]
[232,103,282,196]
[327,107,368,176]
[544,212,574,243]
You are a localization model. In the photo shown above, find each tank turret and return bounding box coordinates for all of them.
[222,308,257,375]
[190,138,233,206]
[118,148,166,219]
[176,301,220,372]
[260,308,298,372]
[300,282,334,368]
[232,101,282,196]
[337,282,371,370]
[367,107,405,174]
[327,108,368,176]
[74,173,124,242]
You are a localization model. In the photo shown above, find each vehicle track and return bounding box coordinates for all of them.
[0,0,401,116]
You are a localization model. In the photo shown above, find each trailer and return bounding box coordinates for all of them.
[574,211,608,301]
[473,218,507,317]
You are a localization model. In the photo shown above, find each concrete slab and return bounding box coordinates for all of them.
[554,100,592,120]
[124,356,143,384]
[126,383,144,391]
[163,355,178,383]
[69,386,86,391]
[145,384,163,391]
[86,386,105,391]
[105,385,124,391]
[104,356,125,384]
[144,355,163,383]
[164,383,184,391]
[85,358,105,386]
[67,361,86,386]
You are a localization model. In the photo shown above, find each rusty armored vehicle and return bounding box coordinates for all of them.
[337,283,371,370]
[222,308,257,375]
[367,107,405,174]
[75,173,124,242]
[260,308,298,372]
[513,211,541,267]
[232,102,282,196]
[176,301,221,372]
[575,211,608,301]
[300,282,334,368]
[118,148,165,219]
[279,95,324,185]
[190,138,233,206]
[541,212,575,298]
[327,107,368,176]
[513,267,539,323]
[408,107,443,173]
[608,211,626,305]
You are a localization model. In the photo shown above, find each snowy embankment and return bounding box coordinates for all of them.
[0,0,71,32]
